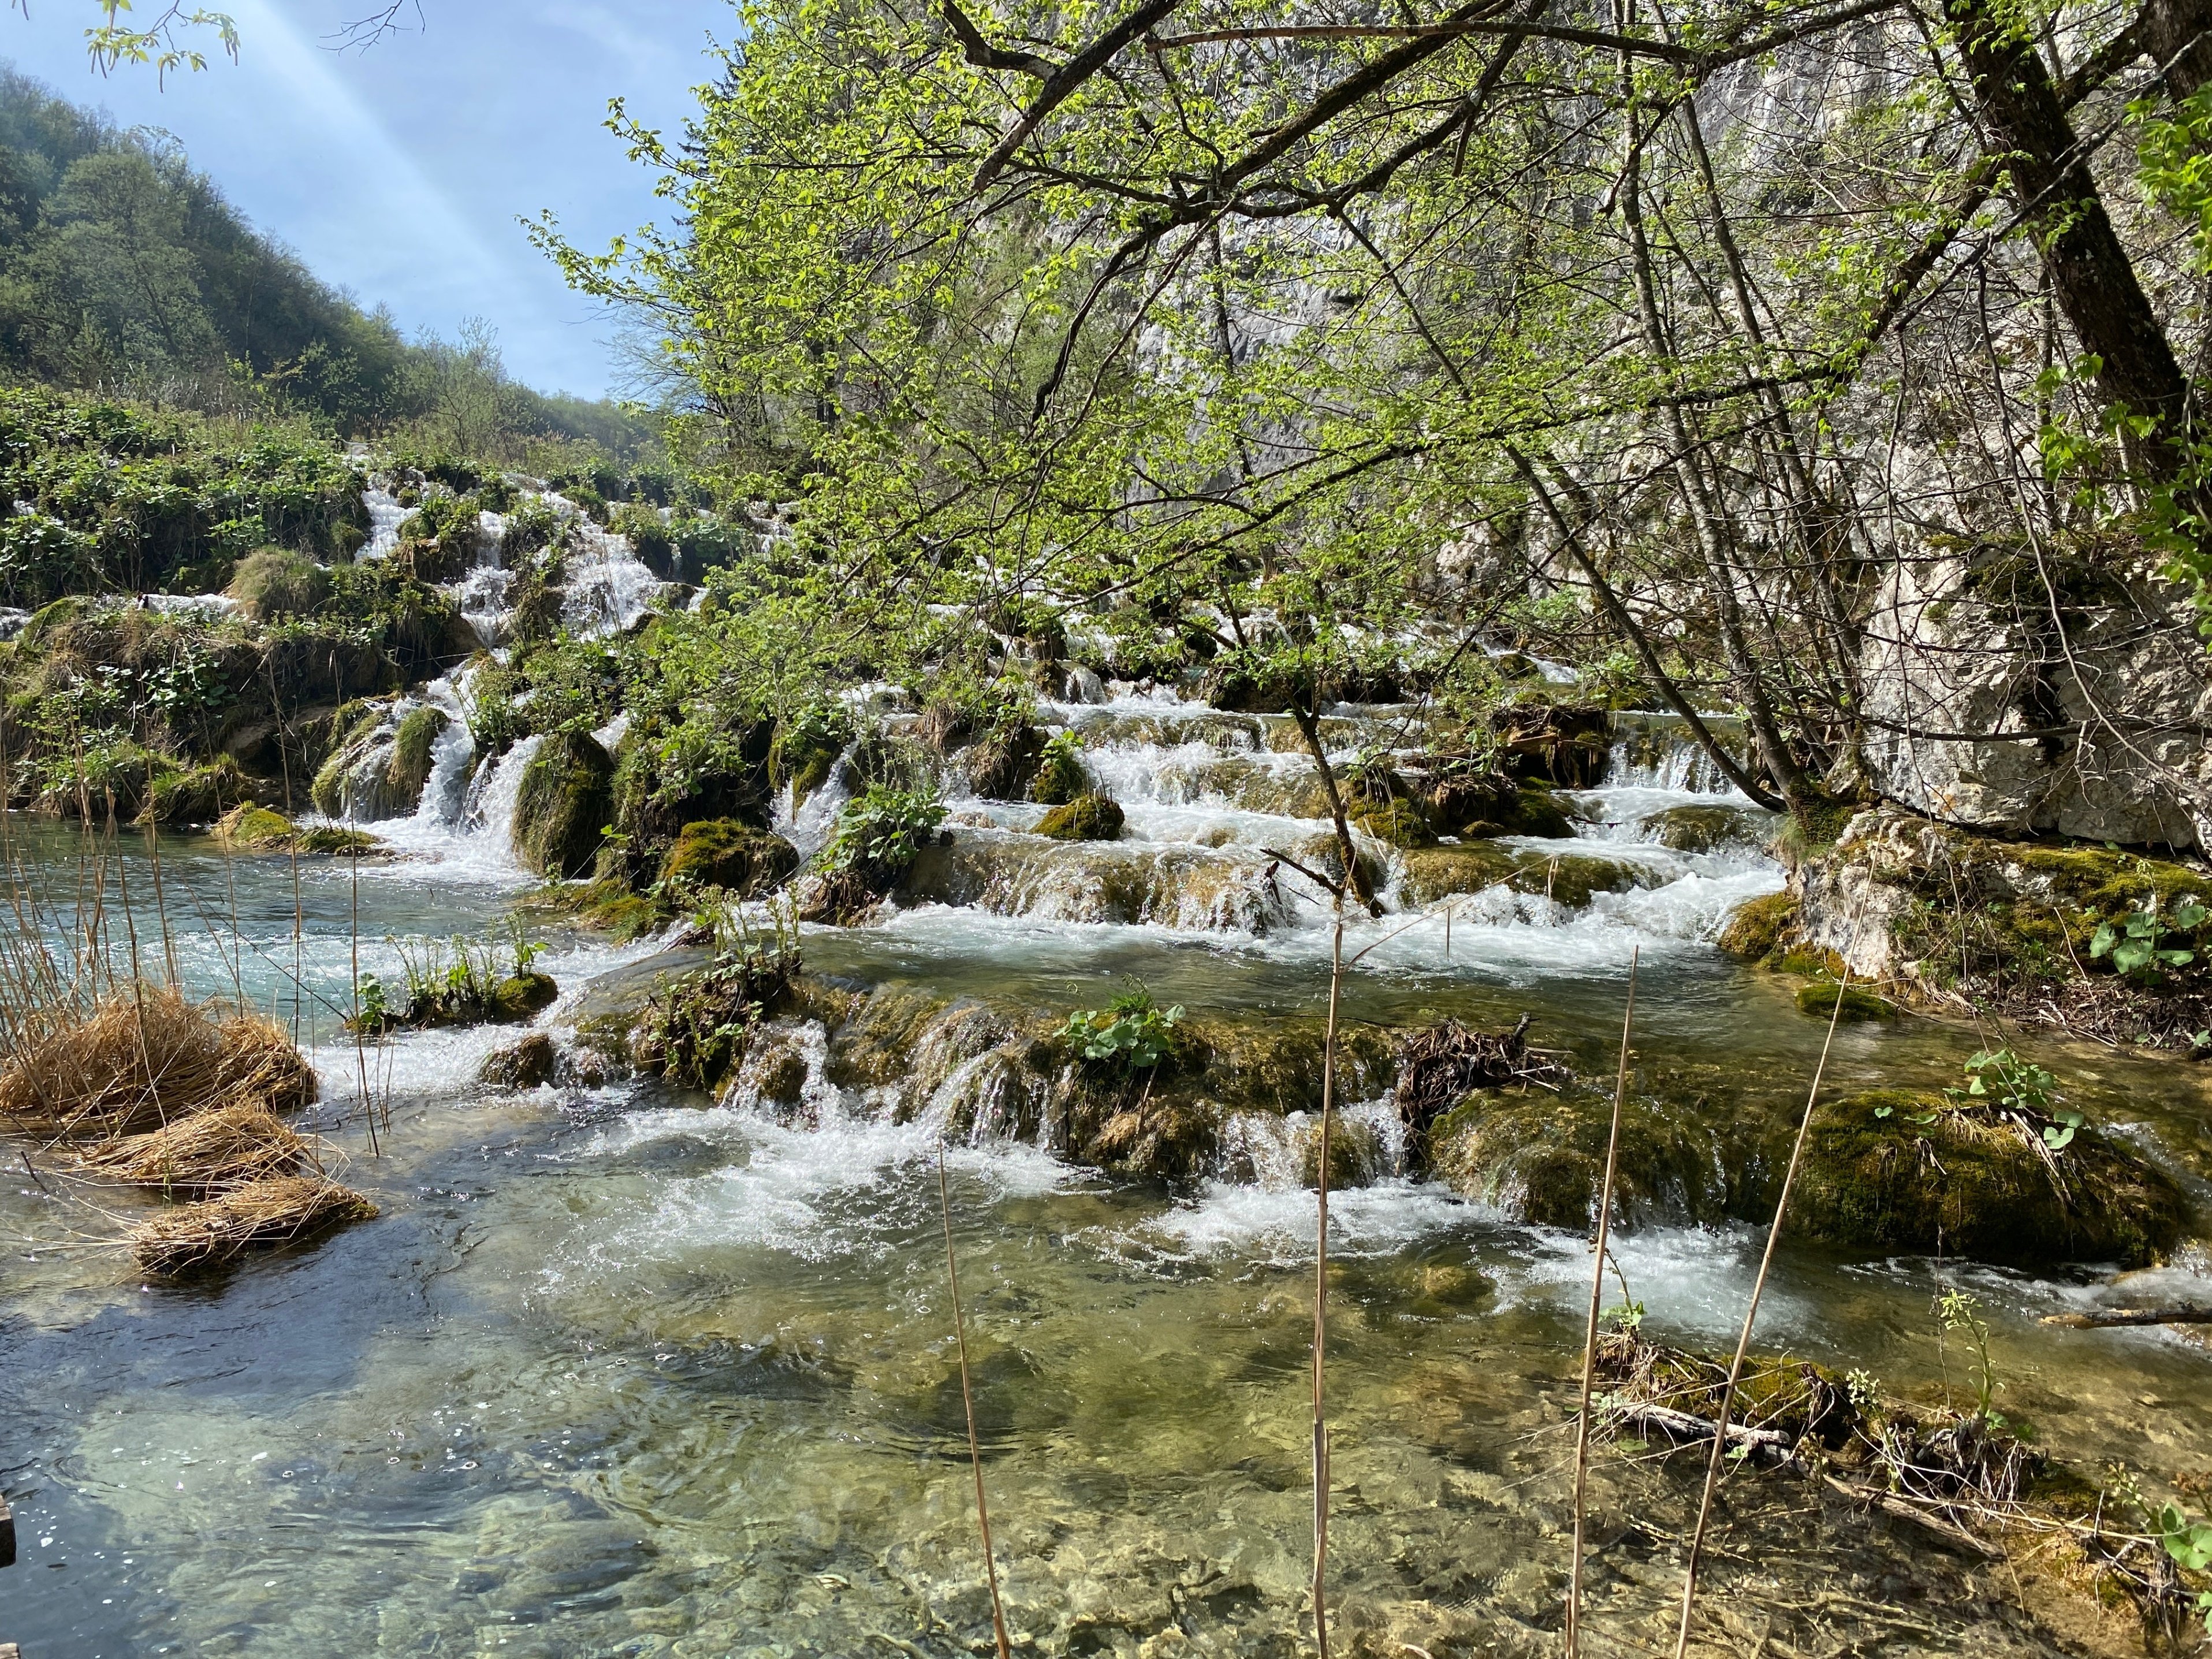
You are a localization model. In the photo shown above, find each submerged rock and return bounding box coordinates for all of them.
[1394,843,1649,910]
[1638,801,1773,855]
[1794,981,1898,1021]
[513,730,615,879]
[901,831,1291,931]
[1792,1090,2185,1267]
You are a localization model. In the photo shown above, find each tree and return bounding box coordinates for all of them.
[543,0,2212,830]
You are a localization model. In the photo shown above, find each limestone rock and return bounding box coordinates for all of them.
[512,730,615,879]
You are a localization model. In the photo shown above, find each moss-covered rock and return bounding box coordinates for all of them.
[1431,1088,1746,1229]
[1350,797,1436,849]
[1795,980,1898,1021]
[1298,1114,1385,1190]
[1036,792,1124,841]
[1423,771,1577,838]
[513,730,615,879]
[490,972,560,1022]
[660,819,800,897]
[1396,842,1523,906]
[216,804,295,847]
[1640,801,1772,855]
[227,548,329,622]
[964,721,1045,801]
[143,757,251,827]
[480,1032,557,1088]
[1718,892,1798,959]
[1030,735,1089,806]
[1792,1090,2185,1267]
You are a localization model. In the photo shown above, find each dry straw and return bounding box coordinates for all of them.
[0,985,316,1142]
[79,1102,312,1195]
[129,1176,379,1275]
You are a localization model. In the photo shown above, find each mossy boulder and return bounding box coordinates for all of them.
[143,757,251,827]
[1431,1088,1751,1229]
[964,721,1045,801]
[480,1032,557,1088]
[227,548,329,622]
[1396,842,1523,906]
[513,731,615,879]
[1351,797,1436,849]
[1791,1090,2186,1267]
[1641,802,1771,855]
[1036,792,1124,841]
[490,972,560,1022]
[1426,771,1577,838]
[216,804,296,847]
[1795,981,1898,1021]
[1718,892,1798,959]
[660,819,800,897]
[1030,739,1089,806]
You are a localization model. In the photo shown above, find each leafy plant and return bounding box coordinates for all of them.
[2090,898,2206,982]
[821,784,946,876]
[2157,1504,2212,1635]
[1944,1048,2083,1148]
[1057,979,1184,1071]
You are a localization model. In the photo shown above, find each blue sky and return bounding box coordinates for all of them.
[1,2,729,398]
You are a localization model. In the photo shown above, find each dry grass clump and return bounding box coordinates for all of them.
[0,985,316,1141]
[129,1176,378,1276]
[79,1102,311,1195]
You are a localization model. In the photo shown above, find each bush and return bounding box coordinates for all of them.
[1057,981,1183,1072]
[227,548,329,622]
[1030,731,1089,805]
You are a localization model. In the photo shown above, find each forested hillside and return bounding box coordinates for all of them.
[0,66,650,455]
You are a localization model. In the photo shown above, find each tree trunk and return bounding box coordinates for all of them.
[1951,0,2195,463]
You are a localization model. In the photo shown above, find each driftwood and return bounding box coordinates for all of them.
[1603,1401,1794,1465]
[1395,1014,1570,1159]
[2042,1305,2212,1328]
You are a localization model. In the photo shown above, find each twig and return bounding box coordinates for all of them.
[1566,945,1637,1658]
[937,1146,1012,1659]
[1313,889,1346,1658]
[1671,968,1852,1659]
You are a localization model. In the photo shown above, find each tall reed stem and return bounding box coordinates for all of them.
[1670,969,1852,1659]
[1566,945,1637,1657]
[1312,890,1345,1658]
[937,1146,1011,1659]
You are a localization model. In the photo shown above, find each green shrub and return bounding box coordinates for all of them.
[1030,730,1088,805]
[822,784,947,879]
[1057,980,1183,1071]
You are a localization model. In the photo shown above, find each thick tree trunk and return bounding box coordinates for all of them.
[1951,0,2195,462]
[2136,0,2212,103]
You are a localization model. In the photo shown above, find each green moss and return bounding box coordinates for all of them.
[512,730,615,879]
[1036,792,1124,841]
[142,757,250,827]
[1717,892,1797,959]
[1431,1088,1739,1228]
[386,706,449,808]
[310,709,386,817]
[1350,797,1436,849]
[1030,733,1089,806]
[490,972,560,1022]
[1792,1090,2185,1267]
[294,826,378,855]
[661,819,800,897]
[1397,842,1522,906]
[227,548,329,622]
[216,804,296,847]
[1795,981,1898,1021]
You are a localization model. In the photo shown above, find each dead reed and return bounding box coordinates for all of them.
[129,1175,379,1276]
[0,984,316,1141]
[79,1101,312,1195]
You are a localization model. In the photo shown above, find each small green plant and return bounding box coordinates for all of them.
[1938,1287,2004,1427]
[2155,1504,2212,1634]
[2090,897,2206,981]
[822,784,947,876]
[1845,1368,1880,1414]
[1057,979,1184,1071]
[354,973,390,1029]
[1945,1047,2083,1148]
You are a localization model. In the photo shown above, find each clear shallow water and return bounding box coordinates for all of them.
[5,790,2212,1655]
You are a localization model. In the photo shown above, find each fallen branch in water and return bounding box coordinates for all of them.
[2041,1305,2212,1328]
[1608,1400,1793,1464]
[1820,1474,2004,1559]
